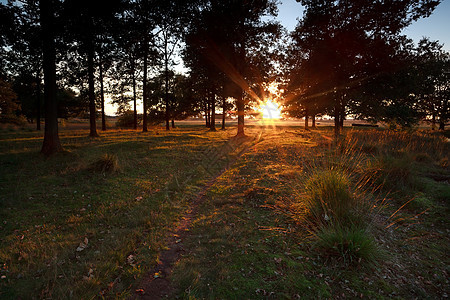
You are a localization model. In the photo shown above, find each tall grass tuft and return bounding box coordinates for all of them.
[89,153,120,174]
[314,225,379,264]
[301,169,367,228]
[372,155,414,192]
[291,166,379,263]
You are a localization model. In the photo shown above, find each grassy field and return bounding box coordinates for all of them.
[0,123,449,299]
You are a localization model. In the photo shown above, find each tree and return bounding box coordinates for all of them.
[414,38,449,130]
[1,1,43,129]
[62,0,124,137]
[185,0,279,136]
[0,78,21,123]
[290,0,440,136]
[40,0,63,155]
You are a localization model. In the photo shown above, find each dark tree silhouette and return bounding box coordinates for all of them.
[40,0,63,155]
[414,38,449,130]
[62,0,124,137]
[290,0,440,136]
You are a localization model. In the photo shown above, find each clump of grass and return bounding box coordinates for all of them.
[89,153,120,174]
[361,144,378,155]
[293,168,378,263]
[370,155,414,192]
[314,225,379,264]
[302,170,368,226]
[408,192,433,210]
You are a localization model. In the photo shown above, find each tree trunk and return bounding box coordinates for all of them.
[312,113,316,128]
[236,43,246,137]
[339,106,344,129]
[207,100,211,127]
[222,96,226,130]
[431,112,436,130]
[99,60,106,131]
[132,58,137,130]
[334,102,341,137]
[36,75,41,130]
[142,39,148,132]
[236,88,245,137]
[87,41,98,137]
[171,119,175,128]
[438,99,447,130]
[304,107,309,129]
[40,0,62,155]
[339,96,345,129]
[210,92,216,131]
[204,101,209,127]
[164,35,170,131]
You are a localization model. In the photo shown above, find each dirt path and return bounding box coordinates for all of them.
[131,135,260,299]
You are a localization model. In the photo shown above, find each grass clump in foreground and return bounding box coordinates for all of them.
[88,153,120,174]
[314,225,378,264]
[295,168,379,264]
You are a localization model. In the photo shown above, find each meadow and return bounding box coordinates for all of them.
[0,123,448,299]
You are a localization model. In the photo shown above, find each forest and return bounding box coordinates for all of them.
[0,0,449,299]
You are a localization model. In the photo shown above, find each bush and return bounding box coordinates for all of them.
[0,114,27,126]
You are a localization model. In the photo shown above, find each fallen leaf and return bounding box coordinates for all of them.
[76,238,89,252]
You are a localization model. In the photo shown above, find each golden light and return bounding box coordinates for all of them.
[259,99,282,119]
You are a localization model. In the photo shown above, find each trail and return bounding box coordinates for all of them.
[131,135,261,299]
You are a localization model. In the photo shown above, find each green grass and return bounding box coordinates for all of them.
[0,127,235,298]
[0,124,448,299]
[313,225,379,264]
[170,127,449,298]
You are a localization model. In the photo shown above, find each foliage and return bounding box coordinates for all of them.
[0,78,23,125]
[116,110,142,128]
[287,0,440,134]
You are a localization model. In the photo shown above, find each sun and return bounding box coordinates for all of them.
[259,100,282,119]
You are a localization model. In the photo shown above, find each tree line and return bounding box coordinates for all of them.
[0,0,448,155]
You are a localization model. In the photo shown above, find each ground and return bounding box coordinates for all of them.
[0,121,448,299]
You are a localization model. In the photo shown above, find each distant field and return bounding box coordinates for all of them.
[0,125,448,298]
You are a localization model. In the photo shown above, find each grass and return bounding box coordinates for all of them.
[0,124,449,298]
[314,225,379,264]
[170,127,449,298]
[0,126,235,298]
